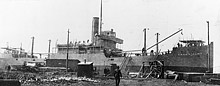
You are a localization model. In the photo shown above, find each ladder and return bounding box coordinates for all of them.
[120,53,132,75]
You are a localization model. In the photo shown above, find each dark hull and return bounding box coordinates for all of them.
[92,65,213,75]
[163,66,213,73]
[156,42,213,73]
[123,66,213,73]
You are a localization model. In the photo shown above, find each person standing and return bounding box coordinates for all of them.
[114,66,122,86]
[7,66,10,73]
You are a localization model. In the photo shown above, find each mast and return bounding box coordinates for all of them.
[143,28,146,56]
[66,29,70,73]
[100,0,103,35]
[156,33,160,55]
[207,21,210,72]
[31,37,34,58]
[19,43,22,58]
[48,40,51,59]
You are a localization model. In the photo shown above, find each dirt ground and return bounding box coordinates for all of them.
[21,78,220,86]
[0,71,220,86]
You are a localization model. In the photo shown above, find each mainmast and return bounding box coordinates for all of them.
[100,0,103,35]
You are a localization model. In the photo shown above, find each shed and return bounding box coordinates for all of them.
[77,62,93,78]
[0,79,21,86]
[46,59,80,72]
[110,64,117,75]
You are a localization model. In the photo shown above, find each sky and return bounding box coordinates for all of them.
[0,0,219,72]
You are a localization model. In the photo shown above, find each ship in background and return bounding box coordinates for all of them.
[0,47,37,58]
[0,47,45,71]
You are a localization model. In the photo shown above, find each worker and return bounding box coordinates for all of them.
[114,66,122,86]
[7,65,11,72]
[104,68,110,76]
[142,47,146,56]
[177,43,180,47]
[142,62,145,74]
[150,50,154,56]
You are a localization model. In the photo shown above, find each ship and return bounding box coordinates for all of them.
[50,16,213,75]
[0,0,213,75]
[0,47,45,71]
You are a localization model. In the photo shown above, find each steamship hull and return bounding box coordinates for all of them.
[50,53,156,74]
[156,42,214,73]
[50,49,213,74]
[157,54,213,73]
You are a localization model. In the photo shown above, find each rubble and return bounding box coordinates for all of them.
[0,71,100,86]
[1,71,219,86]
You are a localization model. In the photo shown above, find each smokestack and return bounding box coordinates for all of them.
[91,17,99,44]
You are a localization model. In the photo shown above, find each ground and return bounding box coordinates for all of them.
[0,71,219,86]
[21,79,220,86]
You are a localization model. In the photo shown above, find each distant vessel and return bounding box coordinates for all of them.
[0,47,37,58]
[0,47,45,71]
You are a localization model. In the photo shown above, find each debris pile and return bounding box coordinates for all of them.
[0,71,100,86]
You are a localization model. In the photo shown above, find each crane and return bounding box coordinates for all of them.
[121,29,183,53]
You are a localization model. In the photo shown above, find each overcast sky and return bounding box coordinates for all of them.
[0,0,219,72]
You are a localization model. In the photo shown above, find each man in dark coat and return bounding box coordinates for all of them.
[114,66,122,86]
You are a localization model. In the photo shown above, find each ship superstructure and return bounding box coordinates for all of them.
[56,17,123,57]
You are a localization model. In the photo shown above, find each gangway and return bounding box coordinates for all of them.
[120,53,132,75]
